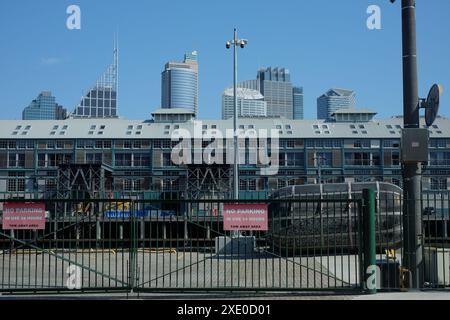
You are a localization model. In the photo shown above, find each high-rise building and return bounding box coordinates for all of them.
[293,87,304,120]
[222,87,267,120]
[237,80,260,91]
[71,43,119,119]
[317,88,356,120]
[22,92,67,120]
[161,51,199,116]
[257,67,293,119]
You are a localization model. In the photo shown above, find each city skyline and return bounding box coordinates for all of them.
[0,0,449,121]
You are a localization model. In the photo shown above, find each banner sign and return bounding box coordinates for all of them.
[223,204,269,231]
[2,203,46,230]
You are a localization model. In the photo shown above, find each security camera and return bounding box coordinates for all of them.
[240,39,248,48]
[226,41,231,49]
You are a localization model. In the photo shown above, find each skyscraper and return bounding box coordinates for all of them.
[257,67,293,119]
[317,88,356,120]
[161,51,199,116]
[222,87,267,120]
[293,86,304,120]
[22,92,67,120]
[71,42,119,119]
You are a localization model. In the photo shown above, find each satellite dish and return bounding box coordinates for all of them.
[424,84,443,127]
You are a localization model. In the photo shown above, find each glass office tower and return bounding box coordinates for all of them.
[317,88,356,120]
[71,44,119,118]
[257,67,293,119]
[161,51,199,116]
[22,92,66,120]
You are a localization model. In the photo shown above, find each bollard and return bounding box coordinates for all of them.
[363,189,377,294]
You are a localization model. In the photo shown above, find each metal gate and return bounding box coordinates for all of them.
[0,196,370,294]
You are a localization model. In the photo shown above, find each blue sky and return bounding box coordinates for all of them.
[0,0,449,120]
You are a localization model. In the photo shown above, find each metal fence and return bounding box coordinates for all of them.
[0,191,449,294]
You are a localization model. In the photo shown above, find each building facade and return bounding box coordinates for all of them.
[22,92,67,120]
[0,115,449,199]
[293,87,304,120]
[71,46,119,119]
[317,88,356,120]
[222,88,267,119]
[161,51,199,116]
[257,67,293,119]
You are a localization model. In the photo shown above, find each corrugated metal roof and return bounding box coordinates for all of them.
[1,117,449,139]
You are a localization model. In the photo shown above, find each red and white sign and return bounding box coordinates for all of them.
[2,203,46,230]
[223,204,268,231]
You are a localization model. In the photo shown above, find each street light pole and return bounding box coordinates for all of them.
[233,28,239,203]
[226,29,248,203]
[226,29,248,238]
[400,0,423,288]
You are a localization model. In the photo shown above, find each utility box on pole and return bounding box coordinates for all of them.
[401,128,429,163]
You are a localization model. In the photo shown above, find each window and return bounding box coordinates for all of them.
[163,153,172,166]
[431,178,447,191]
[53,125,59,130]
[383,140,401,148]
[315,152,332,167]
[25,125,32,130]
[62,125,68,130]
[137,125,143,130]
[133,153,151,167]
[8,153,25,168]
[115,153,132,167]
[345,152,379,166]
[8,172,25,192]
[86,153,102,164]
[17,141,26,149]
[15,126,22,130]
[100,125,106,130]
[124,141,132,149]
[133,141,142,149]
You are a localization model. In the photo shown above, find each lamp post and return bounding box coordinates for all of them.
[226,29,248,238]
[226,29,248,202]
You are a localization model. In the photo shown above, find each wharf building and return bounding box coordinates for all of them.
[0,109,449,200]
